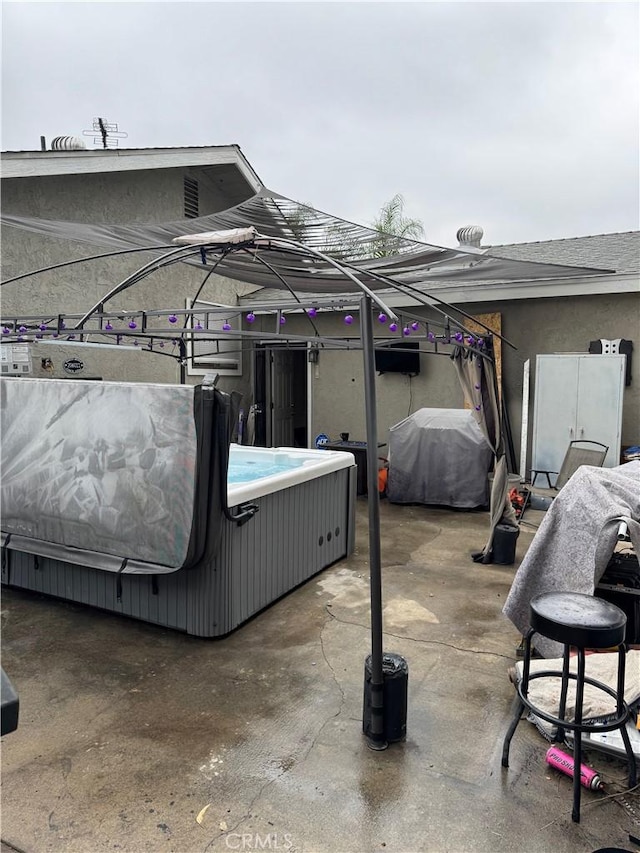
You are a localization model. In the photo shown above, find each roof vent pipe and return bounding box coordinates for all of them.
[456,225,484,249]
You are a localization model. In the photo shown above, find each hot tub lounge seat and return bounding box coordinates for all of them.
[501,591,637,823]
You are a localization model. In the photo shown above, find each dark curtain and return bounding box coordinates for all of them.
[451,340,517,563]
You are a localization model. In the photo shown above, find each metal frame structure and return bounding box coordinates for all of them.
[1,223,604,748]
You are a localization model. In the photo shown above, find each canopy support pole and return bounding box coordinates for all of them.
[361,295,387,750]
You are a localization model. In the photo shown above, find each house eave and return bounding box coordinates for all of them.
[0,145,263,192]
[237,271,639,310]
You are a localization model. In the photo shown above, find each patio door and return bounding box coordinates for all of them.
[254,346,309,448]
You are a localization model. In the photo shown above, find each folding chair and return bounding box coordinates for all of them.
[521,440,609,519]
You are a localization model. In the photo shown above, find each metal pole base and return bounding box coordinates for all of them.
[366,735,389,751]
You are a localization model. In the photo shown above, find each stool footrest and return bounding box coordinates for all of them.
[517,670,630,733]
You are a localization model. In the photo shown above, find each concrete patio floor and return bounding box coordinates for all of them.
[1,499,638,853]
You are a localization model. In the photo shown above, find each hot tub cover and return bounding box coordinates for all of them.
[0,377,216,573]
[387,408,493,508]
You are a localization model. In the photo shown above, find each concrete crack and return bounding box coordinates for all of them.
[324,603,515,661]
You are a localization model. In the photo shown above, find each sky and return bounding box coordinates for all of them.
[2,1,639,248]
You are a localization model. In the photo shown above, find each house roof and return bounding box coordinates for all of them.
[486,231,640,275]
[1,144,263,192]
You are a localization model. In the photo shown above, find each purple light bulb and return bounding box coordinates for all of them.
[403,326,411,336]
[307,308,317,318]
[168,314,178,324]
[279,315,286,325]
[18,325,27,334]
[105,321,113,331]
[411,322,420,331]
[2,327,11,336]
[246,312,256,324]
[39,323,47,332]
[344,314,354,325]
[389,322,398,333]
[222,322,232,332]
[128,320,137,330]
[195,321,203,331]
[427,331,435,342]
[378,313,387,324]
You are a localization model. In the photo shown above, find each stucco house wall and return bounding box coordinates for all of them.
[1,151,261,401]
[272,288,639,469]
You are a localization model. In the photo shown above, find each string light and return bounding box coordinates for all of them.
[344,314,354,325]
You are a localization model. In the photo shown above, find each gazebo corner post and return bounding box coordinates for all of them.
[360,295,388,751]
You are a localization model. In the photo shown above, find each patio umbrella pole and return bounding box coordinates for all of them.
[360,295,388,750]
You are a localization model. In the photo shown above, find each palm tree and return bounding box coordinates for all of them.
[370,193,425,257]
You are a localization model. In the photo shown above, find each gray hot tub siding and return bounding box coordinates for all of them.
[2,466,357,637]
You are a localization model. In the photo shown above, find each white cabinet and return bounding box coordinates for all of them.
[532,354,625,484]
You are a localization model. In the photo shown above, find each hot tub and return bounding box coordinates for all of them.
[1,378,357,636]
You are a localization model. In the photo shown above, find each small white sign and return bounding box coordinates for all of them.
[0,344,32,375]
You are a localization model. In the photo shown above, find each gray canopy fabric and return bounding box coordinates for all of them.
[1,187,610,296]
[451,343,518,562]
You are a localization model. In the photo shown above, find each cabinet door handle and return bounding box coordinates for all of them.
[579,427,584,437]
[569,427,574,437]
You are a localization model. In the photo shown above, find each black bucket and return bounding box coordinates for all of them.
[363,652,408,743]
[492,523,520,565]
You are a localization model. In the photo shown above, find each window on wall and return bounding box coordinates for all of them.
[186,299,242,377]
[184,176,199,218]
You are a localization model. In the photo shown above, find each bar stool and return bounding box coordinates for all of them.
[502,591,637,823]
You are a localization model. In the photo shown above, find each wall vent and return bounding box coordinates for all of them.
[184,176,199,218]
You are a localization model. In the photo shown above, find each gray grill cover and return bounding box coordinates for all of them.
[387,408,493,509]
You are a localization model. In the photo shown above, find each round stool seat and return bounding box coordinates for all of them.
[531,591,626,649]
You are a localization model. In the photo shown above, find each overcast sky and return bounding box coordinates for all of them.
[2,1,638,247]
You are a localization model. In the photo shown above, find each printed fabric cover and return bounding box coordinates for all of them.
[1,377,199,571]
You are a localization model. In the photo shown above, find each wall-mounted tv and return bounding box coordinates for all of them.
[375,341,420,376]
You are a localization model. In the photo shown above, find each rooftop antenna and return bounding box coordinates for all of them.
[82,117,128,149]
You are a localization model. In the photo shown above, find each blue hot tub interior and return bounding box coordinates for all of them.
[227,454,304,484]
